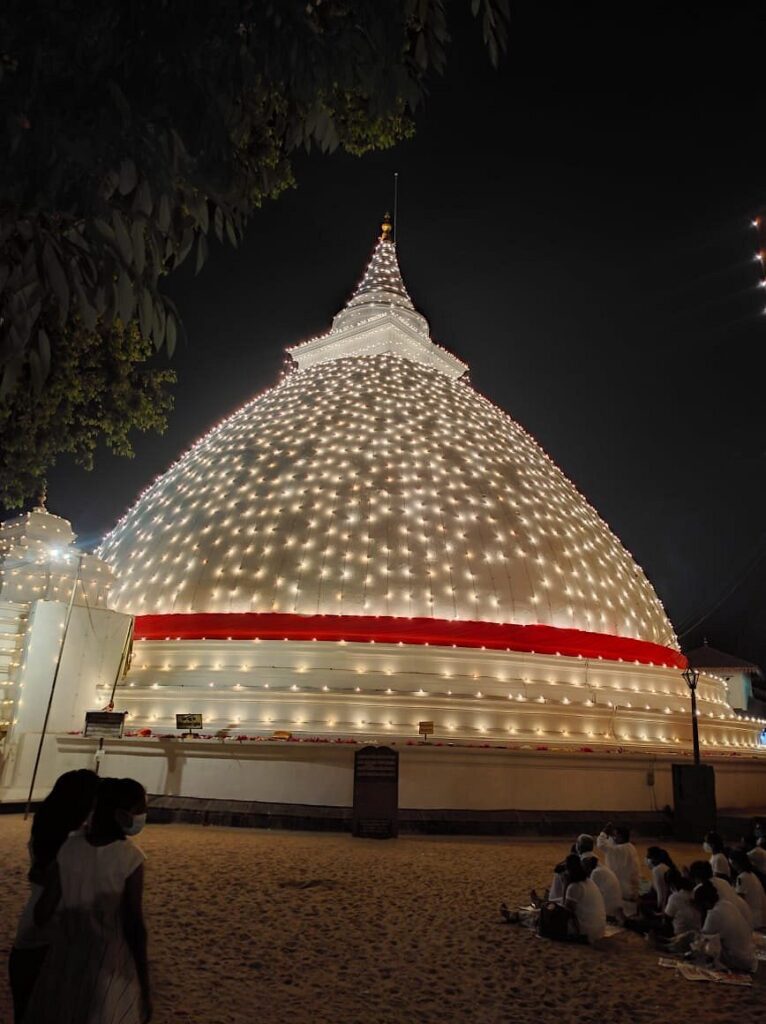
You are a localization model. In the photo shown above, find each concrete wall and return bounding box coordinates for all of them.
[0,601,133,801]
[53,735,766,815]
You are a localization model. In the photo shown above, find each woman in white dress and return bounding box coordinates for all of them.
[8,769,98,1022]
[26,778,151,1024]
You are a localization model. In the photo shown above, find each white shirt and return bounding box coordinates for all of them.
[565,878,606,943]
[748,846,766,874]
[710,851,731,878]
[651,862,671,911]
[735,871,766,930]
[702,901,757,973]
[590,864,623,917]
[596,833,640,900]
[664,890,700,935]
[710,877,754,930]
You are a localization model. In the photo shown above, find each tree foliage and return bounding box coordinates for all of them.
[0,321,175,509]
[0,0,508,506]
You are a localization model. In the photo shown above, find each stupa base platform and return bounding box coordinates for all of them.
[3,734,757,831]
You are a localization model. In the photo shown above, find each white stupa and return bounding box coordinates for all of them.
[98,216,763,763]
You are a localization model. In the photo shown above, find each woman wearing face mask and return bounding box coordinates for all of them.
[25,777,151,1024]
[703,832,731,881]
[645,847,675,912]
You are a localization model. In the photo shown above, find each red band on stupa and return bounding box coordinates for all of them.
[133,613,685,669]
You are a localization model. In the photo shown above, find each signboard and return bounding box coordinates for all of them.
[84,710,126,739]
[176,713,203,731]
[352,745,399,839]
[418,720,434,738]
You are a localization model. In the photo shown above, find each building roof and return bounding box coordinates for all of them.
[685,641,762,677]
[99,218,678,654]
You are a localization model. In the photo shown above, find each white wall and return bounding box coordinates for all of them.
[53,735,766,814]
[0,601,132,801]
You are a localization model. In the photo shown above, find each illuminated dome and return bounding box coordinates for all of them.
[101,218,676,655]
[92,215,766,774]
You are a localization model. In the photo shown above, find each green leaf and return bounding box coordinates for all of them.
[118,158,138,195]
[214,206,224,243]
[165,312,177,356]
[133,179,153,218]
[113,212,133,266]
[117,270,135,323]
[158,195,171,233]
[132,221,146,275]
[195,232,208,274]
[42,242,70,323]
[138,287,153,338]
[0,355,22,400]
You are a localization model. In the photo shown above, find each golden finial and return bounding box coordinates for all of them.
[380,212,392,240]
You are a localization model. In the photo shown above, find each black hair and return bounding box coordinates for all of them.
[30,769,99,876]
[581,856,599,876]
[647,846,675,869]
[729,850,754,874]
[689,860,713,883]
[665,868,692,893]
[614,826,630,843]
[565,853,586,883]
[693,880,719,913]
[88,777,146,844]
[704,831,725,852]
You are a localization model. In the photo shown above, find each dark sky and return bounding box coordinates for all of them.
[45,4,766,665]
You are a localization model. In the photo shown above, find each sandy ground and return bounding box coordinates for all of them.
[0,818,762,1024]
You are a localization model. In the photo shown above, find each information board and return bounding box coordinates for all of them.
[84,710,126,739]
[176,713,203,731]
[352,745,399,839]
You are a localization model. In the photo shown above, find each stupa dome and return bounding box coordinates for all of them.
[100,218,677,661]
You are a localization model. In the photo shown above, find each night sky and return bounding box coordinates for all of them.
[43,5,766,666]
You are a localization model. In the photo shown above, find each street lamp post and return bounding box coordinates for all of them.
[682,666,701,766]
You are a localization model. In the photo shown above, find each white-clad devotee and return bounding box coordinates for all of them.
[695,881,757,974]
[703,832,732,881]
[746,838,766,876]
[663,871,701,936]
[645,847,675,912]
[730,850,766,930]
[563,855,606,943]
[596,823,640,905]
[689,861,754,930]
[582,856,623,920]
[547,834,595,903]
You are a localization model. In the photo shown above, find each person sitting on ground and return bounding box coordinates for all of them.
[8,768,99,1024]
[743,833,766,882]
[703,832,731,881]
[542,834,595,905]
[645,847,675,912]
[563,854,606,943]
[729,850,766,930]
[582,855,623,922]
[25,777,152,1024]
[596,822,640,906]
[694,880,757,974]
[662,870,701,938]
[688,860,753,930]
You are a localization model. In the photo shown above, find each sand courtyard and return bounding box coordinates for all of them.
[0,816,762,1023]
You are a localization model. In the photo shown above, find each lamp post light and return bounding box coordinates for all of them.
[682,665,701,767]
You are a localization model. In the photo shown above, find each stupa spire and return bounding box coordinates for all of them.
[338,212,417,321]
[287,213,466,379]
